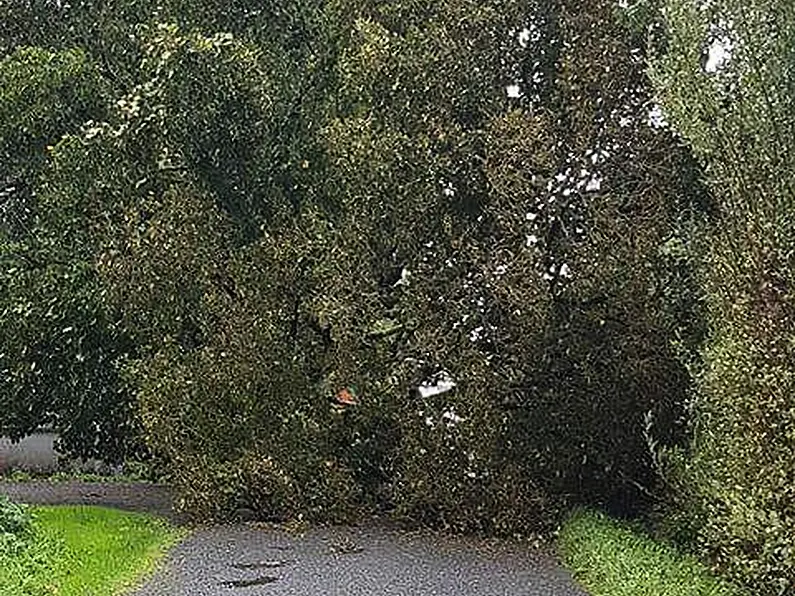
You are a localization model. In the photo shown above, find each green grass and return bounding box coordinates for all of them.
[0,505,185,596]
[558,509,743,596]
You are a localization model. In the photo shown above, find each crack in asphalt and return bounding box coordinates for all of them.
[230,559,293,570]
[217,575,280,588]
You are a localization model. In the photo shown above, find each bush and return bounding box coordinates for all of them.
[0,496,32,536]
[652,0,795,591]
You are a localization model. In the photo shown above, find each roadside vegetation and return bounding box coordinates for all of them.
[0,460,167,484]
[0,497,183,596]
[1,1,793,593]
[559,510,743,596]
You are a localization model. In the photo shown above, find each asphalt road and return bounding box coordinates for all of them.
[129,521,589,596]
[0,480,180,521]
[2,481,589,596]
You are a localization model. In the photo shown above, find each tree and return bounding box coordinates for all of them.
[0,46,142,461]
[318,0,698,530]
[0,0,704,539]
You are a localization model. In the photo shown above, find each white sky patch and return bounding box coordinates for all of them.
[393,267,411,287]
[469,326,484,342]
[648,104,668,128]
[506,84,522,98]
[518,27,531,48]
[586,176,602,192]
[705,37,733,73]
[442,409,465,427]
[588,149,610,165]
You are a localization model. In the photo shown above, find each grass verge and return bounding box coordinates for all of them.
[0,505,185,596]
[558,509,743,596]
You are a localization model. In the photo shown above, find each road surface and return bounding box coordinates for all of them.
[2,481,589,595]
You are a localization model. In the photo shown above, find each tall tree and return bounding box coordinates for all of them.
[0,45,143,461]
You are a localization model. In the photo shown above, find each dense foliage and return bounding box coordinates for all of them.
[652,0,795,593]
[0,43,142,461]
[0,0,792,592]
[0,496,31,537]
[317,0,700,531]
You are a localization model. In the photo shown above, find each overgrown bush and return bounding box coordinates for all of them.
[0,496,33,556]
[0,496,31,536]
[652,0,795,592]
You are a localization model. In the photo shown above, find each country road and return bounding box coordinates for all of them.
[129,521,590,596]
[2,480,589,595]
